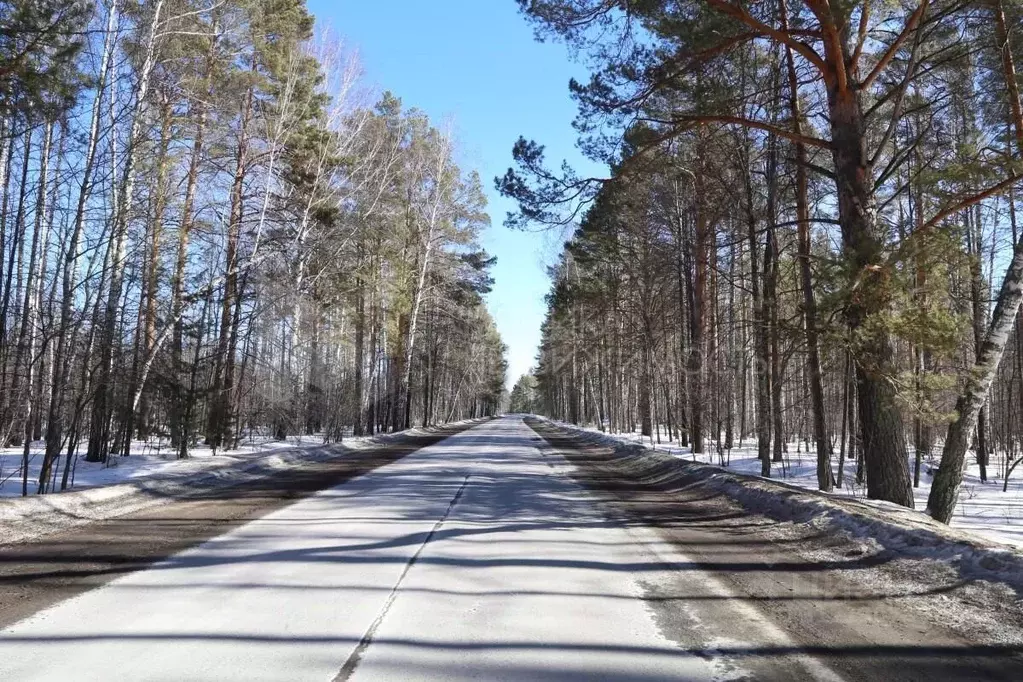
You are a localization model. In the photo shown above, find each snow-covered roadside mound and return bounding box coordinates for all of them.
[0,420,483,546]
[533,419,1023,549]
[531,417,1023,598]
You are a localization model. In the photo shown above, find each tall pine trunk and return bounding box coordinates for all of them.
[829,86,914,507]
[207,84,253,449]
[782,14,832,489]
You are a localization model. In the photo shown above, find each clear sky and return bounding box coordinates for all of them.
[305,0,601,389]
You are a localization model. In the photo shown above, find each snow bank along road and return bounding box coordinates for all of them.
[2,417,1023,681]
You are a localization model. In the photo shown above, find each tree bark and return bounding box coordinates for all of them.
[87,0,165,463]
[44,0,118,475]
[928,0,1023,522]
[829,85,914,507]
[207,82,253,449]
[782,15,832,489]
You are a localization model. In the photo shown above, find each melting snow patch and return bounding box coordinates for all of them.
[0,420,480,545]
[537,417,1023,601]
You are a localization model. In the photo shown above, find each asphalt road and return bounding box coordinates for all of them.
[1,416,1021,681]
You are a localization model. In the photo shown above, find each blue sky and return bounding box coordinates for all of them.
[306,0,601,389]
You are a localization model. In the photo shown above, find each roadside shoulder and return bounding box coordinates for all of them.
[526,416,1023,643]
[0,418,490,546]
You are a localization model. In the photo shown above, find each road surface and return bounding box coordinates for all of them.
[1,416,1021,680]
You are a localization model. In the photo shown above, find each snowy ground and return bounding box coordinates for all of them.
[553,421,1023,550]
[0,433,331,498]
[0,424,467,545]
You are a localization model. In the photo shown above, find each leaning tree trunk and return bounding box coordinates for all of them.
[928,235,1023,522]
[88,0,165,463]
[928,0,1023,522]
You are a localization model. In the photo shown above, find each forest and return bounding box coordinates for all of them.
[502,0,1023,524]
[0,0,507,496]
